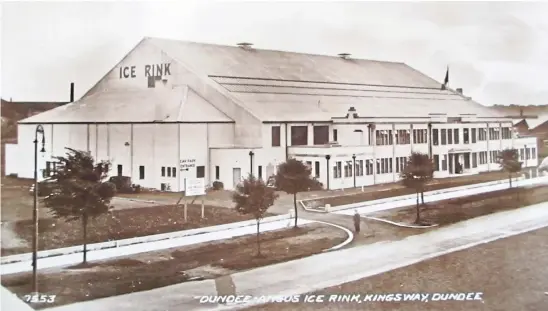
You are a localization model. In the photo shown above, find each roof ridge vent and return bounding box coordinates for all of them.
[338,53,351,59]
[237,42,253,49]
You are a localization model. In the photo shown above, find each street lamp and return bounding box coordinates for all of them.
[325,155,331,190]
[352,154,356,188]
[249,151,255,177]
[33,124,46,294]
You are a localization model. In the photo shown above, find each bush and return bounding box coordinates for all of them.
[212,181,224,190]
[98,182,117,198]
[132,184,142,193]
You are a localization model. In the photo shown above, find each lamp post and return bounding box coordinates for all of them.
[249,151,254,177]
[352,154,356,188]
[33,124,46,294]
[325,155,331,190]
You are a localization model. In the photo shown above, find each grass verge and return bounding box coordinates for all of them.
[1,223,346,309]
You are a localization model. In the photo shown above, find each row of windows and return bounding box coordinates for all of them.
[272,125,514,147]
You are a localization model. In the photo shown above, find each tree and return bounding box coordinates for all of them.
[232,174,278,256]
[43,148,116,264]
[274,158,322,228]
[497,148,522,188]
[399,152,434,224]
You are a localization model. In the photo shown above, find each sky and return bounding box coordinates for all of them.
[1,1,548,106]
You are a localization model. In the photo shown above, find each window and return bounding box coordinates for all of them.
[433,155,440,171]
[344,161,353,177]
[380,159,386,174]
[433,129,439,146]
[389,158,393,173]
[313,126,329,145]
[366,160,373,175]
[526,148,531,160]
[463,128,469,144]
[441,129,447,145]
[161,167,166,177]
[291,126,308,146]
[355,160,364,176]
[258,166,263,179]
[454,129,460,144]
[442,155,448,171]
[413,129,427,144]
[147,76,155,88]
[333,129,338,142]
[396,129,410,144]
[520,148,525,160]
[196,166,205,178]
[171,167,176,177]
[448,129,453,144]
[532,148,537,159]
[502,127,512,139]
[271,126,281,147]
[315,161,320,178]
[333,161,342,178]
[215,166,220,180]
[479,128,487,141]
[376,159,381,174]
[167,167,172,177]
[139,166,145,180]
[117,164,123,176]
[471,128,477,143]
[396,157,407,173]
[376,130,393,146]
[472,152,477,168]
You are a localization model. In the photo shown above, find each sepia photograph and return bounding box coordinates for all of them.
[1,1,547,310]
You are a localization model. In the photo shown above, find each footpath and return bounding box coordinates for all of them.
[44,201,548,311]
[4,176,547,275]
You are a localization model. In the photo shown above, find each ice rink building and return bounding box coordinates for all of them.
[4,37,539,191]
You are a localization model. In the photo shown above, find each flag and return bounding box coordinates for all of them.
[441,66,449,90]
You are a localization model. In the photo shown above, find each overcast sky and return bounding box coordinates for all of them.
[1,1,548,106]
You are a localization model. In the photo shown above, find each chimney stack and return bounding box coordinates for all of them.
[456,88,463,94]
[70,83,74,102]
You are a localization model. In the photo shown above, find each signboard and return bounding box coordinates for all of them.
[185,178,205,196]
[180,159,196,171]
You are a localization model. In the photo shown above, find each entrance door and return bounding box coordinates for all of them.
[233,168,241,188]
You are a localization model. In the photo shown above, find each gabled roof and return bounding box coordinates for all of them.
[527,114,548,131]
[19,87,233,123]
[147,37,505,121]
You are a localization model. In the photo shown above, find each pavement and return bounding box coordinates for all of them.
[42,200,548,311]
[256,228,548,311]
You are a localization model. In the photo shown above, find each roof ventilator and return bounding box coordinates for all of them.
[338,53,351,59]
[237,42,253,49]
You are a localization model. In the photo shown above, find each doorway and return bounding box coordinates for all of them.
[232,168,241,188]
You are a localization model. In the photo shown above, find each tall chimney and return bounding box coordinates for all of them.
[70,83,74,102]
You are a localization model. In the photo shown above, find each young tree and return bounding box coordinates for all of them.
[399,152,434,224]
[498,148,522,188]
[275,158,322,228]
[232,174,278,256]
[43,148,116,263]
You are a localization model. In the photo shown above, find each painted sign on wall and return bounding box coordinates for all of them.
[180,159,196,171]
[119,63,172,79]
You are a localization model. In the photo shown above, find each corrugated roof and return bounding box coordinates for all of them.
[19,87,233,123]
[146,37,503,121]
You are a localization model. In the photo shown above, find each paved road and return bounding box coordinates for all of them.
[255,227,548,311]
[44,201,548,311]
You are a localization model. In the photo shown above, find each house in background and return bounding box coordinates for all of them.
[3,38,539,190]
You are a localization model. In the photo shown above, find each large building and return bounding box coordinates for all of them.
[4,37,539,191]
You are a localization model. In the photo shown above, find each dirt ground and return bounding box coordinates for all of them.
[1,223,347,309]
[0,203,275,256]
[303,171,512,208]
[370,185,548,226]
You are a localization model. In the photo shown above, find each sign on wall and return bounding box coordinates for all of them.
[119,63,172,79]
[180,159,195,171]
[185,178,205,196]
